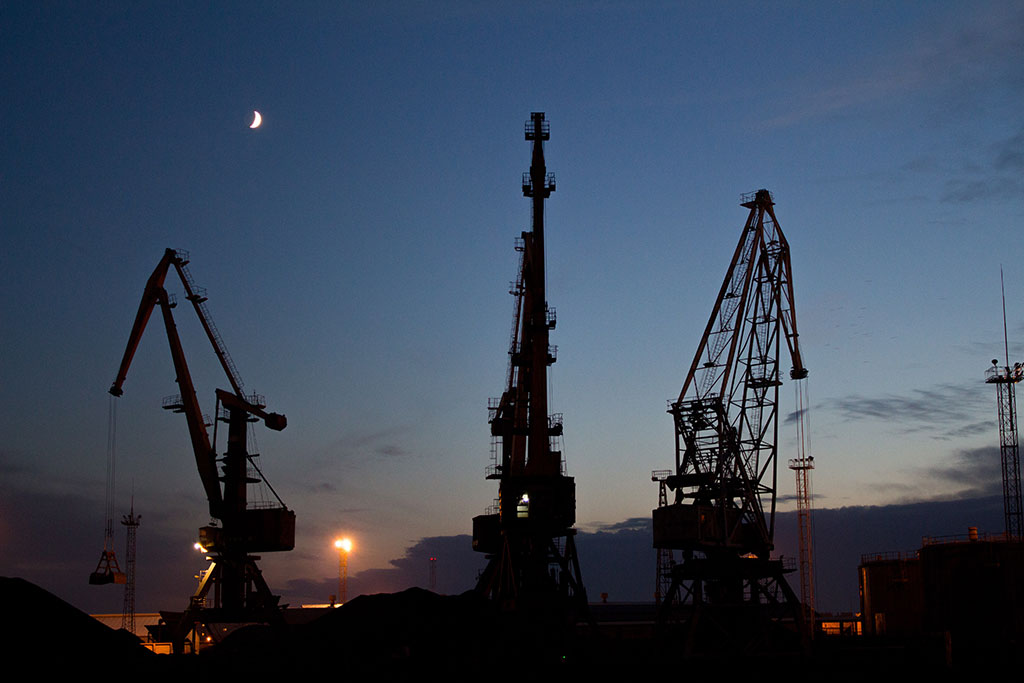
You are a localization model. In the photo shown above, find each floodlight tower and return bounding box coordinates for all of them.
[987,362,1023,539]
[788,454,815,633]
[121,500,141,633]
[986,271,1023,539]
[472,113,587,619]
[334,538,352,604]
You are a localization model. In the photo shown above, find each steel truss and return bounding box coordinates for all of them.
[654,189,808,652]
[472,113,587,623]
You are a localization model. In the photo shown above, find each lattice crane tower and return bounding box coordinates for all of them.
[653,189,808,650]
[472,113,587,618]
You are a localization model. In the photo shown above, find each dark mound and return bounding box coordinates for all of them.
[197,587,591,677]
[0,576,155,670]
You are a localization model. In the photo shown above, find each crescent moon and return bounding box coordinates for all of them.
[249,111,262,129]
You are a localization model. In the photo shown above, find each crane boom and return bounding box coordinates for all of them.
[109,248,179,398]
[665,189,806,554]
[109,248,286,518]
[172,255,245,396]
[676,192,806,408]
[110,249,222,516]
[154,285,223,515]
[111,248,248,399]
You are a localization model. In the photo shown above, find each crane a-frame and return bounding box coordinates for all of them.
[110,248,293,652]
[653,190,807,651]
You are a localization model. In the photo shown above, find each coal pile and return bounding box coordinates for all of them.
[197,587,592,676]
[9,577,966,679]
[0,576,156,672]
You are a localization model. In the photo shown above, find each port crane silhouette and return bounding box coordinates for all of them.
[472,114,587,620]
[653,190,808,651]
[110,248,293,652]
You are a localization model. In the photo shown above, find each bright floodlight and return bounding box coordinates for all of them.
[335,538,353,553]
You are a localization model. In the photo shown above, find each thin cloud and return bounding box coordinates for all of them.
[375,444,407,457]
[849,445,1003,506]
[941,126,1024,203]
[319,426,412,463]
[827,382,989,439]
[954,338,1024,363]
[761,4,1024,130]
[945,420,994,439]
[942,176,1024,203]
[763,73,917,129]
[581,517,652,534]
[784,408,807,425]
[777,491,828,505]
[916,445,1003,500]
[994,128,1024,172]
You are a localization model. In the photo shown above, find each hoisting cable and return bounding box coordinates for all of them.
[104,395,117,552]
[89,395,124,584]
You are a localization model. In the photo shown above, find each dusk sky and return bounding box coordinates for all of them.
[3,1,1023,615]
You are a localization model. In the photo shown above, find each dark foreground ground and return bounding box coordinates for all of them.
[1,576,1010,680]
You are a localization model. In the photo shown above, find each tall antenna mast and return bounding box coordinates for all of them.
[986,267,1023,539]
[1003,266,1010,368]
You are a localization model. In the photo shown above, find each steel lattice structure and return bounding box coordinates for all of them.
[986,361,1023,539]
[121,502,141,633]
[110,249,293,653]
[788,454,815,633]
[472,113,587,619]
[984,270,1022,542]
[653,470,675,605]
[653,189,808,651]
